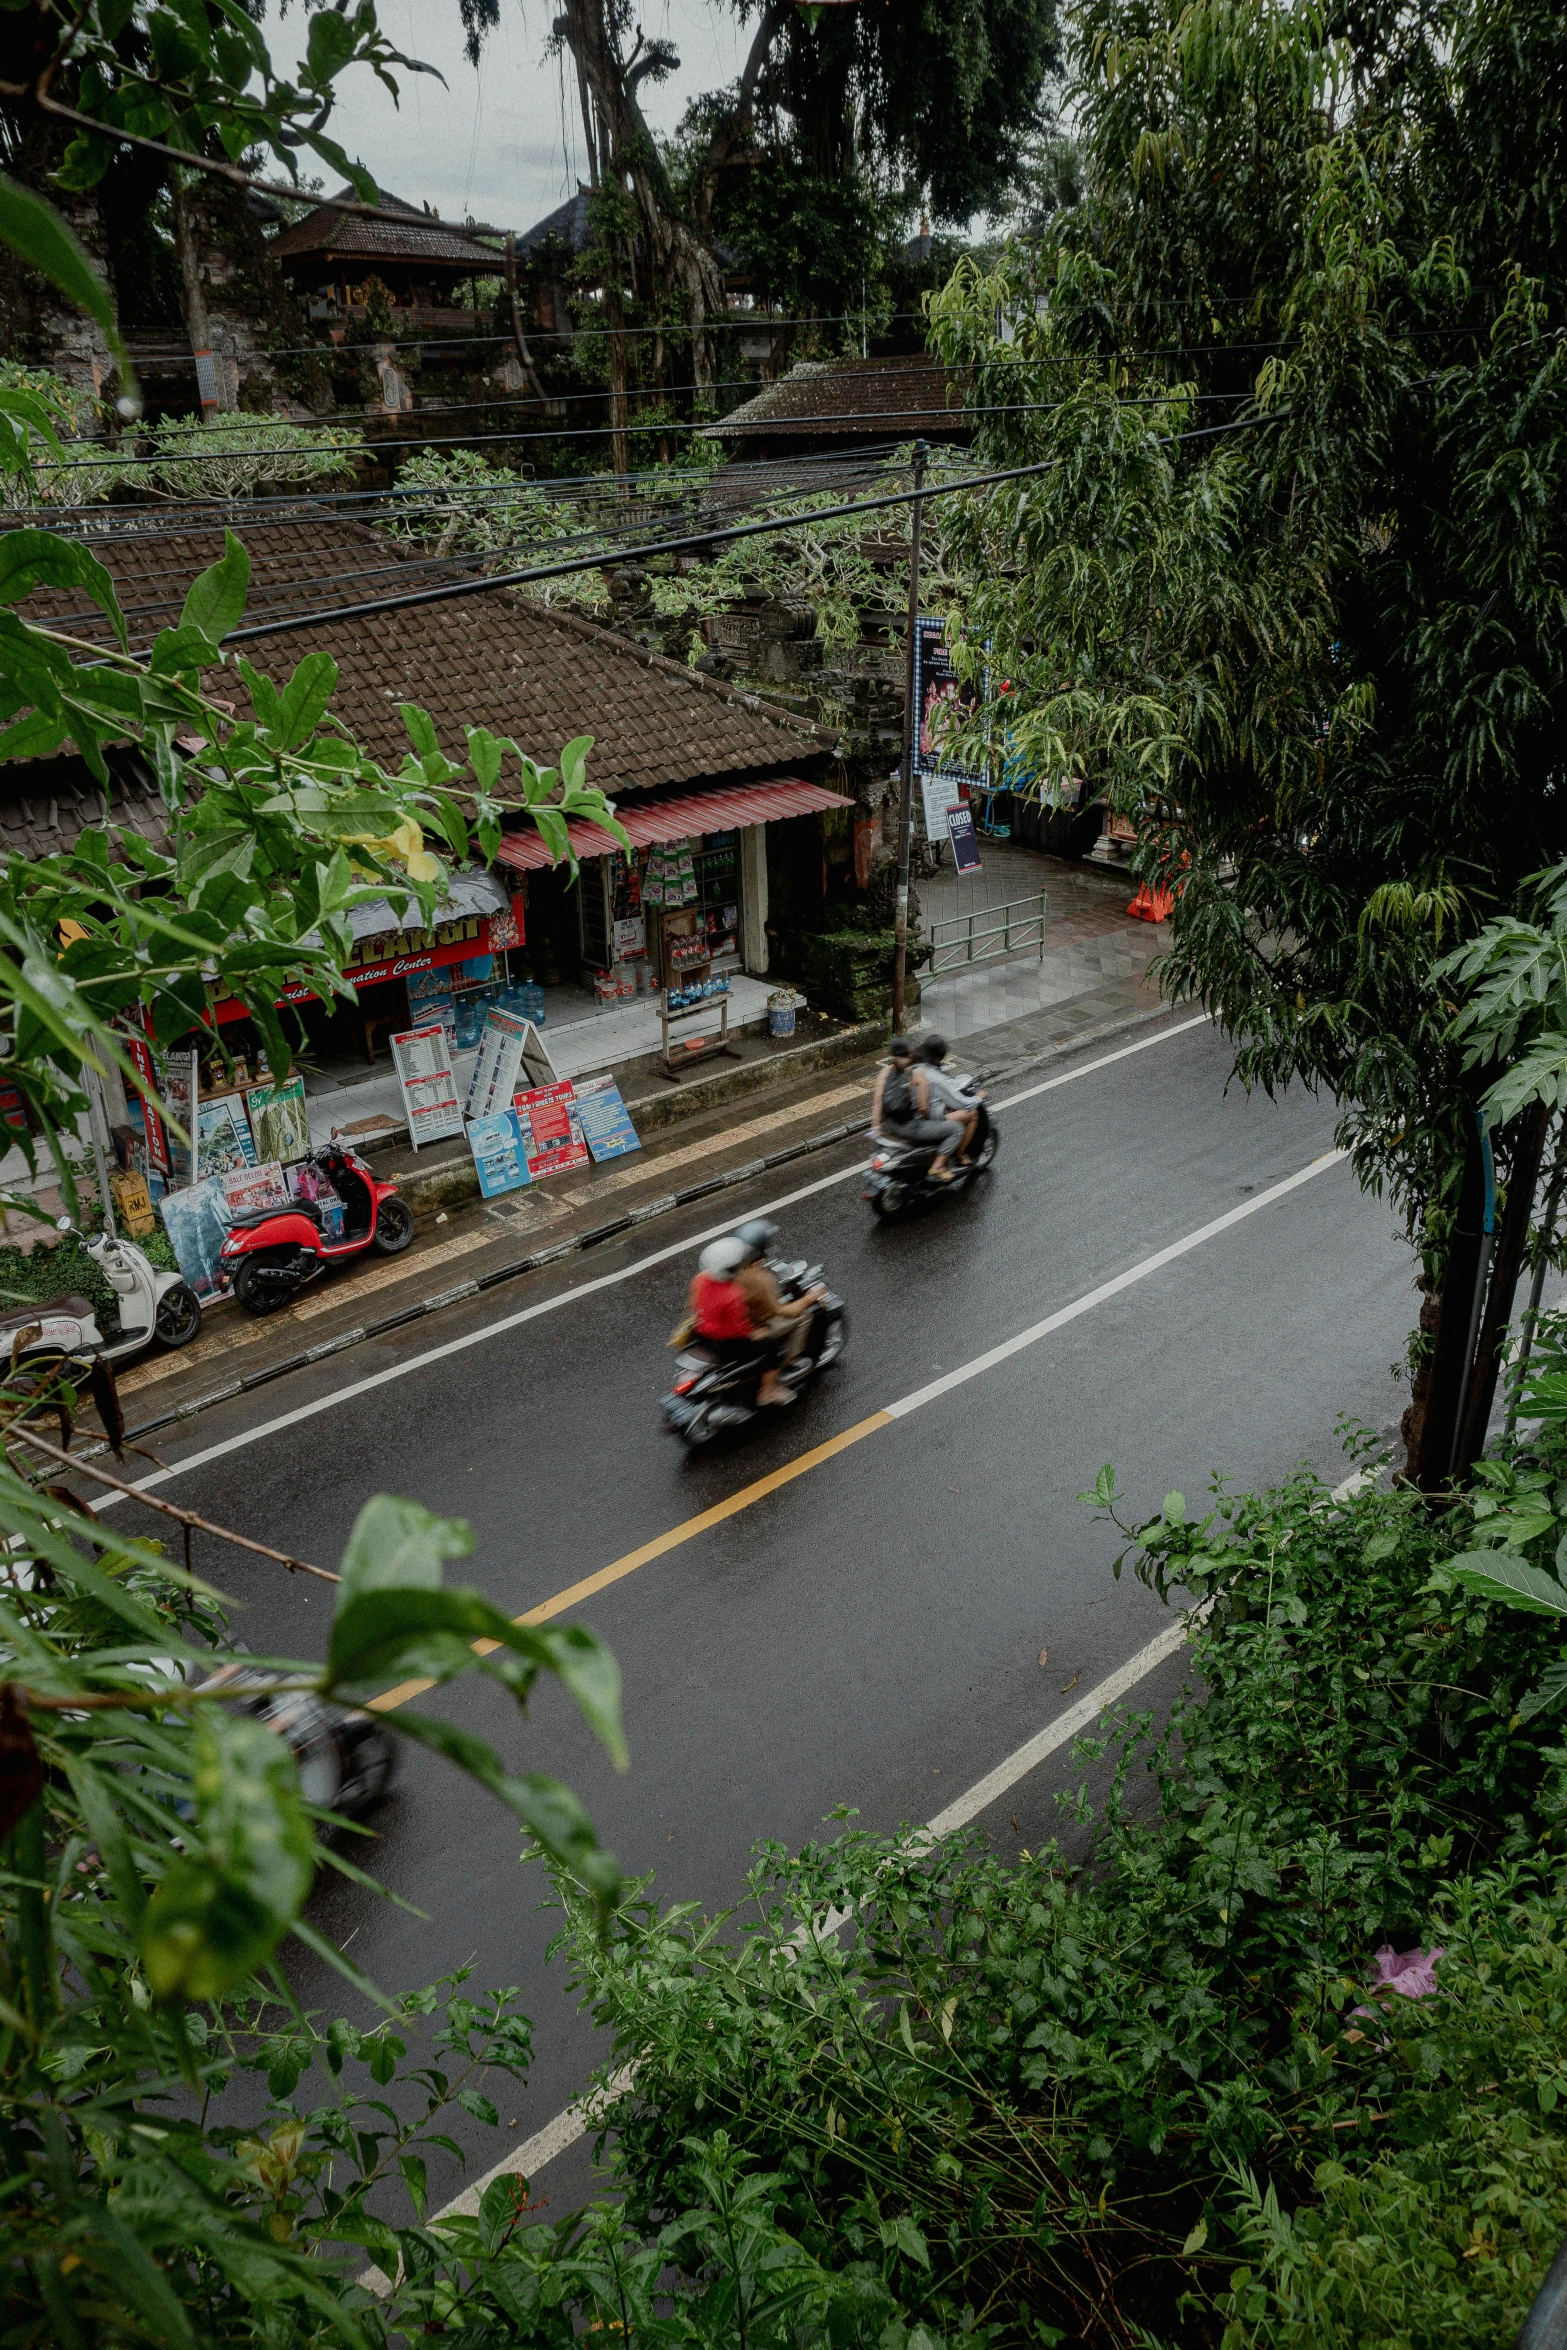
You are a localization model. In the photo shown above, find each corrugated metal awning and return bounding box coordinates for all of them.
[493,776,852,873]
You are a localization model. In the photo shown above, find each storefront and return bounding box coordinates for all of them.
[495,777,850,1000]
[207,870,532,1064]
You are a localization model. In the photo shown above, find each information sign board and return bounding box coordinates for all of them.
[466,1109,533,1199]
[513,1081,590,1180]
[573,1072,642,1162]
[390,1024,465,1149]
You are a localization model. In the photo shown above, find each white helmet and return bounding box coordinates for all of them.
[699,1235,749,1277]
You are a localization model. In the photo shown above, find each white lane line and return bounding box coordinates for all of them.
[886,1148,1347,1420]
[433,1600,1204,2223]
[91,1015,1213,1512]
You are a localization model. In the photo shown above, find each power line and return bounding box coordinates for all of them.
[36,391,1247,474]
[215,411,1281,649]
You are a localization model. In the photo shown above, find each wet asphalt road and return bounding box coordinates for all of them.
[109,1016,1419,2208]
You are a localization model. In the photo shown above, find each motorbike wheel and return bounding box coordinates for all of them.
[680,1404,718,1449]
[871,1180,908,1220]
[970,1124,999,1171]
[153,1281,202,1348]
[812,1309,847,1371]
[371,1196,415,1256]
[233,1252,303,1317]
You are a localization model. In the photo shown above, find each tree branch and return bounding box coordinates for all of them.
[7,1427,339,1583]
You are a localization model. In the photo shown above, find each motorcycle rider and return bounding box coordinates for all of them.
[870,1035,963,1183]
[917,1033,982,1165]
[687,1232,792,1407]
[731,1218,825,1406]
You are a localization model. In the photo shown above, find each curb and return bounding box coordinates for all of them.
[119,1000,1179,1448]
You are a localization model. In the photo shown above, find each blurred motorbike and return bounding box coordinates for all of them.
[661,1256,847,1450]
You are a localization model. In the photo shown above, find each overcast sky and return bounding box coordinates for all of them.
[264,2,753,233]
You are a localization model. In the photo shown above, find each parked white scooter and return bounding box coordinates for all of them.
[0,1214,203,1383]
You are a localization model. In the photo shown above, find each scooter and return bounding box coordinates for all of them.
[193,1656,397,1829]
[219,1137,415,1316]
[862,1073,998,1221]
[0,1214,203,1388]
[661,1257,847,1451]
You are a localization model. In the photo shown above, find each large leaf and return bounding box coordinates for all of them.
[0,530,127,650]
[179,529,250,647]
[336,1492,474,1605]
[0,175,135,394]
[391,1711,620,1904]
[1447,1551,1567,1618]
[327,1585,626,1766]
[1518,1657,1567,1723]
[138,1708,314,2001]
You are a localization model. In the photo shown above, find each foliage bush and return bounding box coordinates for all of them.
[541,1431,1567,2345]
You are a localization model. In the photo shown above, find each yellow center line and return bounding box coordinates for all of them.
[367,1410,895,1713]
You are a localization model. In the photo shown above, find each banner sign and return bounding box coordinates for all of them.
[946,801,984,873]
[390,1023,465,1150]
[513,1081,590,1180]
[912,615,983,779]
[121,1028,169,1174]
[211,933,481,1025]
[573,1072,642,1163]
[467,1108,533,1199]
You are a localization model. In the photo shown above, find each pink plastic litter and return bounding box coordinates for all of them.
[1353,1944,1445,2019]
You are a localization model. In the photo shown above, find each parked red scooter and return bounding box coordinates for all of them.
[218,1138,415,1316]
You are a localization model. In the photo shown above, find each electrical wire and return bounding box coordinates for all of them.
[201,410,1284,647]
[36,390,1248,473]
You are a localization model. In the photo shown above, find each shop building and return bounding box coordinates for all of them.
[13,514,847,1137]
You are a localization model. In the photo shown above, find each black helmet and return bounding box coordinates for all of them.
[919,1033,951,1064]
[733,1218,778,1261]
[887,1035,914,1060]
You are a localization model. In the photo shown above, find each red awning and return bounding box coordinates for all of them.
[493,776,852,873]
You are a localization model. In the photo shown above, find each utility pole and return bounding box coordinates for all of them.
[891,438,928,1035]
[168,166,229,417]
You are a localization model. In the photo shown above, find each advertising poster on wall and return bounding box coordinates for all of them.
[405,965,458,1054]
[513,1081,590,1180]
[466,1109,533,1199]
[573,1072,642,1163]
[245,1075,310,1166]
[912,616,984,779]
[159,1176,235,1300]
[390,1024,466,1149]
[194,1093,259,1177]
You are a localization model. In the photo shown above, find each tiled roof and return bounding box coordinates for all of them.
[0,750,170,861]
[515,192,593,259]
[269,185,501,271]
[10,518,836,809]
[705,354,972,441]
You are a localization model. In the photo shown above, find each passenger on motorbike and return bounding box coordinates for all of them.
[917,1033,982,1164]
[871,1035,962,1183]
[688,1233,790,1407]
[731,1218,825,1406]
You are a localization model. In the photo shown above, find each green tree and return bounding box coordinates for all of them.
[924,0,1567,1484]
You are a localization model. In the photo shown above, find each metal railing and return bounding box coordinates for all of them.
[926,892,1048,975]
